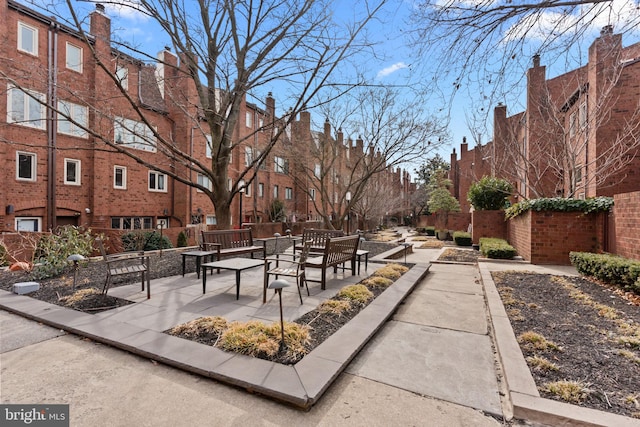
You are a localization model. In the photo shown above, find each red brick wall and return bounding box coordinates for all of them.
[508,210,604,264]
[614,191,640,261]
[472,210,507,244]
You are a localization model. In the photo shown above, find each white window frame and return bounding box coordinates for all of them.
[245,111,252,128]
[16,151,36,181]
[58,100,88,138]
[15,217,41,232]
[205,135,213,158]
[309,188,316,201]
[197,173,212,192]
[148,171,167,192]
[285,187,293,200]
[116,65,128,90]
[314,164,321,178]
[245,146,253,166]
[66,42,83,73]
[275,156,287,174]
[111,216,153,230]
[244,183,251,197]
[114,117,157,152]
[7,85,45,129]
[579,102,587,129]
[64,158,81,185]
[206,215,217,225]
[114,165,127,189]
[17,22,38,56]
[273,185,279,199]
[258,183,264,198]
[569,111,577,137]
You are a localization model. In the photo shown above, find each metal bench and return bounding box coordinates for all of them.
[305,235,360,290]
[201,229,266,272]
[96,238,150,299]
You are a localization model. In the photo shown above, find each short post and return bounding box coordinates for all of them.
[66,254,85,291]
[268,279,291,352]
[273,232,281,256]
[401,242,411,265]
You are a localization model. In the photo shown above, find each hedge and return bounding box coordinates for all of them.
[569,252,640,295]
[453,231,472,246]
[479,238,517,259]
[505,196,613,219]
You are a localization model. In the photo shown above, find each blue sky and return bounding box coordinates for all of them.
[24,0,640,168]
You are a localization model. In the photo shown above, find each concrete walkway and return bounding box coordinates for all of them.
[1,235,511,426]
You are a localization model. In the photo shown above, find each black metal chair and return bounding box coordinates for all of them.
[263,239,312,304]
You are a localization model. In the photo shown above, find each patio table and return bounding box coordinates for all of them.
[201,258,269,299]
[181,250,216,279]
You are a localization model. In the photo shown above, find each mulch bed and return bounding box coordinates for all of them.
[438,248,481,263]
[493,271,640,419]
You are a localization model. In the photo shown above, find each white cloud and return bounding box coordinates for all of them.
[102,1,149,23]
[376,62,408,79]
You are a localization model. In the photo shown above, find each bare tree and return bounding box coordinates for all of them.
[290,86,448,230]
[352,176,406,230]
[410,0,640,129]
[2,0,388,228]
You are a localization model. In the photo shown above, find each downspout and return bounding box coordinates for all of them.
[47,21,59,231]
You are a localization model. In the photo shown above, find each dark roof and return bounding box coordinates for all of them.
[138,65,167,113]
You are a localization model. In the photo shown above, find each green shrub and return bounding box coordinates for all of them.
[479,238,517,259]
[0,244,7,267]
[425,226,435,236]
[467,176,513,210]
[505,197,613,219]
[453,231,472,246]
[122,231,173,252]
[177,231,188,248]
[31,226,95,280]
[569,252,640,295]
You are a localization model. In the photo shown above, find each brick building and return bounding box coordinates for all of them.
[451,27,640,209]
[0,0,412,234]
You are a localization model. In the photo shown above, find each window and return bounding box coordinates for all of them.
[309,188,316,200]
[149,171,167,192]
[579,102,587,129]
[574,166,583,183]
[274,156,288,173]
[256,150,266,170]
[273,185,279,199]
[285,187,293,200]
[197,173,212,192]
[569,111,577,137]
[258,183,264,197]
[16,217,41,232]
[114,117,157,152]
[114,166,127,189]
[111,217,153,229]
[16,152,36,181]
[7,85,45,129]
[206,215,217,225]
[206,135,212,158]
[64,159,81,185]
[66,42,82,72]
[314,164,321,178]
[245,111,252,128]
[245,146,253,166]
[116,65,128,90]
[244,183,252,197]
[58,100,88,137]
[18,22,37,55]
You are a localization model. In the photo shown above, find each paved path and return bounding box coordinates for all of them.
[1,232,511,426]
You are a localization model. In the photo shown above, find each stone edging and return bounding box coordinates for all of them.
[0,263,431,409]
[479,263,640,427]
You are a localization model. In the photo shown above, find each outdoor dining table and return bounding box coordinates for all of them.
[201,258,269,299]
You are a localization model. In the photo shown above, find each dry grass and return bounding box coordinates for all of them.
[373,263,408,280]
[498,286,523,307]
[618,350,640,365]
[518,331,561,351]
[541,380,590,403]
[59,288,101,306]
[507,308,525,321]
[318,299,351,315]
[419,240,444,249]
[337,284,374,305]
[527,355,559,372]
[410,236,430,241]
[361,276,393,289]
[218,320,310,360]
[168,316,228,338]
